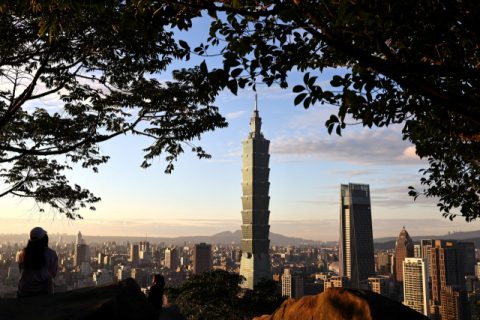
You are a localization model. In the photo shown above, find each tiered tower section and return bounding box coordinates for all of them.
[240,95,272,289]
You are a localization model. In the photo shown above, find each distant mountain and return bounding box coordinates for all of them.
[374,230,480,243]
[0,230,315,246]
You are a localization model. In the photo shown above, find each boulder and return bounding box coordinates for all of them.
[0,278,159,320]
[254,287,430,320]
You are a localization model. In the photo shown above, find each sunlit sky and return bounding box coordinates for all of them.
[1,16,477,241]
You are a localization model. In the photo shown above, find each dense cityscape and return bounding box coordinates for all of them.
[1,102,478,320]
[0,226,478,320]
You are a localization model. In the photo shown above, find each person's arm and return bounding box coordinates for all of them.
[48,250,58,278]
[18,250,25,273]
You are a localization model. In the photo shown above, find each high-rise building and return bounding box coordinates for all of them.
[420,239,434,281]
[131,268,143,288]
[359,277,390,297]
[440,286,470,320]
[98,252,105,269]
[430,240,465,319]
[377,253,391,274]
[395,226,414,284]
[193,243,212,274]
[239,95,272,290]
[403,258,430,317]
[339,183,375,288]
[324,276,350,290]
[458,242,475,276]
[130,244,139,267]
[165,247,179,270]
[76,231,82,245]
[74,243,88,267]
[140,241,150,253]
[282,269,304,299]
[414,245,421,258]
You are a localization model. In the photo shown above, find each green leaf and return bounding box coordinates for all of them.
[233,0,240,10]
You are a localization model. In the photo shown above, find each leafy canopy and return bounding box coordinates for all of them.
[166,0,480,221]
[0,2,227,218]
[3,0,480,221]
[164,270,286,320]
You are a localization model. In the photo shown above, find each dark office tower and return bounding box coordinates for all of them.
[74,244,88,267]
[339,183,375,288]
[430,240,465,319]
[458,242,475,276]
[98,252,105,269]
[139,241,150,252]
[165,247,179,270]
[240,95,272,290]
[395,226,414,284]
[440,286,470,320]
[421,239,434,281]
[193,243,212,274]
[130,244,139,267]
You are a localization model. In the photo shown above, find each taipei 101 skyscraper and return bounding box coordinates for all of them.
[240,95,272,289]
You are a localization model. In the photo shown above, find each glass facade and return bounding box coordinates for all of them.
[339,183,375,288]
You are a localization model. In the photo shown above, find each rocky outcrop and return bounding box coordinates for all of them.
[254,287,430,320]
[0,278,159,320]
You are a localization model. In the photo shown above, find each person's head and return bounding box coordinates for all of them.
[153,274,164,286]
[22,227,49,270]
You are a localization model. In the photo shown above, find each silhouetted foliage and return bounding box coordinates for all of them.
[0,3,227,218]
[164,270,285,320]
[4,0,480,221]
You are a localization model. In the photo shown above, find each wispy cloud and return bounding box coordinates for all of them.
[327,169,376,177]
[225,110,247,119]
[270,128,425,166]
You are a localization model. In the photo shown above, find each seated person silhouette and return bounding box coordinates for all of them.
[17,227,58,298]
[148,274,165,310]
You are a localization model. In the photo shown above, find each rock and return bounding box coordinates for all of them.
[0,278,159,320]
[253,287,430,320]
[160,303,187,320]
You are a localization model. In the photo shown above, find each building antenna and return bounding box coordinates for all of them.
[255,93,258,111]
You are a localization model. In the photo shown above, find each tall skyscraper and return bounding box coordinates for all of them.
[440,286,470,320]
[403,258,430,317]
[130,244,139,267]
[74,243,88,267]
[282,269,304,299]
[339,183,375,288]
[165,247,179,270]
[193,243,212,274]
[458,242,475,276]
[420,239,434,281]
[76,231,82,245]
[395,226,414,284]
[430,240,465,319]
[239,95,272,290]
[140,241,150,253]
[414,244,421,258]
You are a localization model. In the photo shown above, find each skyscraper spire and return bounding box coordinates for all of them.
[240,95,271,289]
[251,95,262,136]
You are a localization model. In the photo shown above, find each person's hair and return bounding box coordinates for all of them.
[154,274,165,287]
[22,234,49,271]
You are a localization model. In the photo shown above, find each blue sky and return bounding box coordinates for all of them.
[1,15,477,241]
